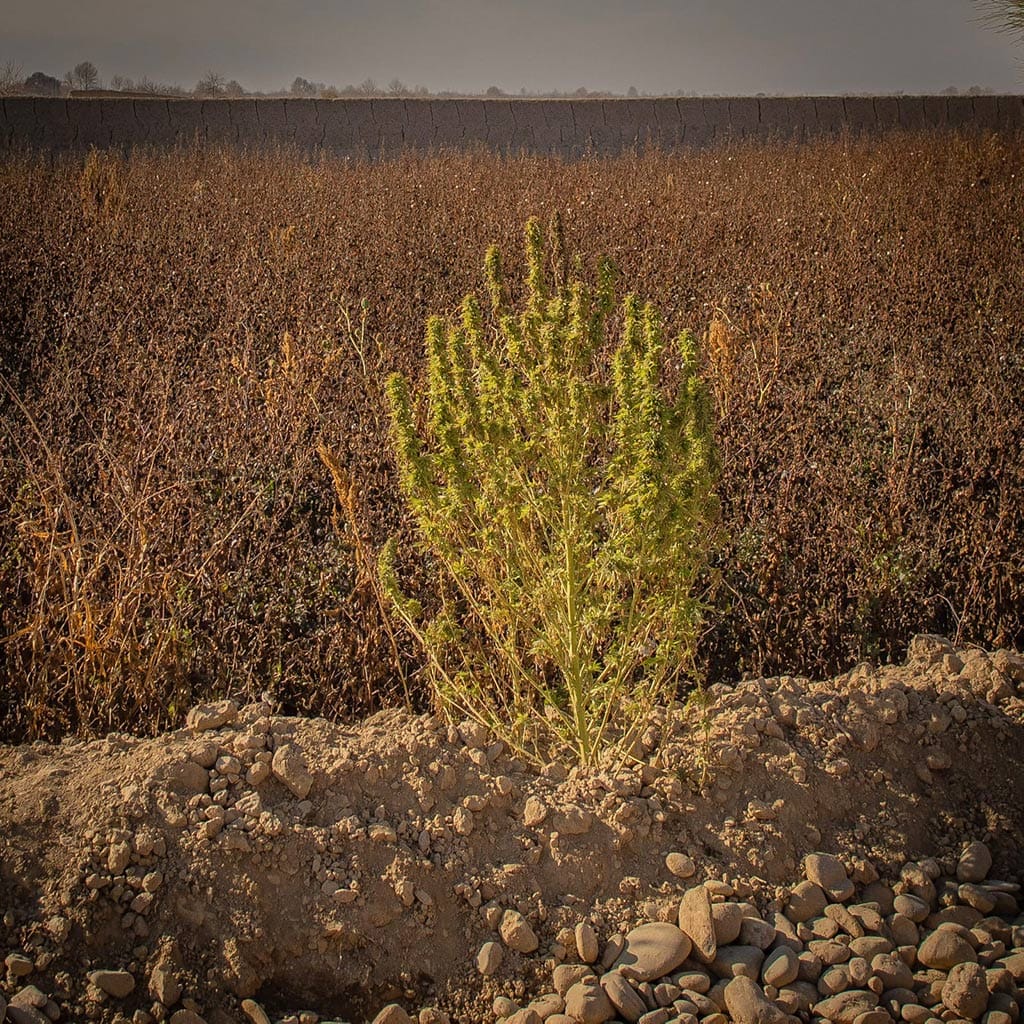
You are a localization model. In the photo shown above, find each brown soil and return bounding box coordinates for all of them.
[1,635,1023,1023]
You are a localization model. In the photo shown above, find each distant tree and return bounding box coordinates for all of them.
[941,85,959,95]
[626,85,638,98]
[357,77,378,95]
[0,61,23,95]
[24,71,61,96]
[387,77,407,95]
[195,71,225,96]
[485,84,505,96]
[68,60,99,90]
[224,79,245,96]
[321,85,341,99]
[291,76,317,96]
[110,74,135,92]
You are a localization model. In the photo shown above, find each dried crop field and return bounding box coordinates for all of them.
[1,131,1022,743]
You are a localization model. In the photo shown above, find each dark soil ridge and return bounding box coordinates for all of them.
[0,634,1022,1023]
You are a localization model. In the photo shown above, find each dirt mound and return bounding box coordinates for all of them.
[1,635,1023,1024]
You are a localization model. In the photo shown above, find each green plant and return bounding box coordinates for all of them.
[379,214,720,765]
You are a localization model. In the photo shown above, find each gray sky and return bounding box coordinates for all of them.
[4,0,1022,95]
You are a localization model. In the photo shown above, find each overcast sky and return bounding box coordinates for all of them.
[4,0,1022,95]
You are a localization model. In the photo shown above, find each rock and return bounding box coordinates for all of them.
[240,1001,272,1024]
[998,952,1024,980]
[818,963,852,995]
[6,1000,49,1024]
[787,880,828,923]
[494,998,518,1018]
[529,993,564,1020]
[678,886,717,962]
[169,1012,207,1024]
[848,936,892,959]
[983,1013,1013,1024]
[795,951,822,983]
[991,993,1020,1018]
[576,922,599,964]
[900,1006,932,1024]
[150,963,182,1006]
[917,929,978,969]
[271,743,313,798]
[8,985,48,1017]
[941,961,989,1018]
[675,971,712,993]
[601,971,648,1022]
[636,1010,671,1024]
[89,969,136,998]
[888,914,919,947]
[852,1012,891,1024]
[666,852,697,879]
[809,939,849,966]
[6,953,34,977]
[739,916,777,950]
[419,1010,452,1024]
[186,700,238,732]
[554,963,596,996]
[812,990,880,1024]
[564,979,615,1024]
[958,883,996,913]
[780,981,821,1014]
[723,976,792,1024]
[712,902,745,946]
[372,1006,414,1024]
[506,1010,542,1024]
[870,953,914,991]
[762,947,799,988]
[711,945,765,980]
[523,796,549,827]
[805,853,855,902]
[613,922,692,981]
[826,903,865,938]
[957,841,993,883]
[860,882,895,915]
[892,894,930,923]
[477,940,503,976]
[500,909,539,954]
[452,806,473,836]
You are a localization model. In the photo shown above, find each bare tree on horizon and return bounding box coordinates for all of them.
[0,60,23,95]
[66,60,99,91]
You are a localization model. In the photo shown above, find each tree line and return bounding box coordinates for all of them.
[0,63,1005,101]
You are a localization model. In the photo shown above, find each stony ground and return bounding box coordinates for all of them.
[1,634,1023,1024]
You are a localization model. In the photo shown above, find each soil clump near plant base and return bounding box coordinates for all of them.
[1,634,1022,1024]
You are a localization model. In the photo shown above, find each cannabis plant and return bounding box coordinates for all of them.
[380,215,719,765]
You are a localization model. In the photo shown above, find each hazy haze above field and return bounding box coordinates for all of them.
[4,0,1022,95]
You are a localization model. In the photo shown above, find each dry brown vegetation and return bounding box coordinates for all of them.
[1,132,1022,742]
